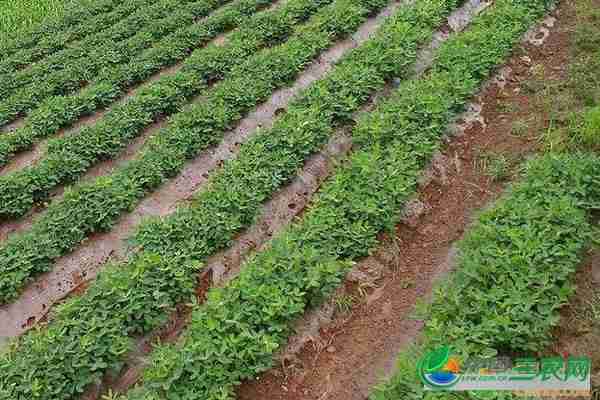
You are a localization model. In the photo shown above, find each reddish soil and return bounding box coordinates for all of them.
[237,2,577,399]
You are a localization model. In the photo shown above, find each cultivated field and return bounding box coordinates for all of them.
[0,0,598,399]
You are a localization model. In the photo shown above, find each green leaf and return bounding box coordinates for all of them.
[424,346,450,372]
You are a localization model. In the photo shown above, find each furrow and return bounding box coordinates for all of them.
[84,132,353,400]
[235,14,564,393]
[372,152,599,399]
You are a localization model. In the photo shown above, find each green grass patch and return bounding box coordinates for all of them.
[569,105,600,151]
[476,151,512,182]
[0,0,92,43]
[531,0,600,151]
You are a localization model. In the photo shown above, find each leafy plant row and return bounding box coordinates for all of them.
[0,0,385,301]
[0,0,209,106]
[131,0,463,271]
[0,0,327,222]
[113,0,557,398]
[0,0,159,75]
[0,0,119,58]
[0,0,281,168]
[0,0,459,398]
[370,153,600,400]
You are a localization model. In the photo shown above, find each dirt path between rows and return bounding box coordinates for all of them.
[237,1,575,399]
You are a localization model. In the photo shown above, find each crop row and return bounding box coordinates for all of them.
[0,0,461,398]
[0,0,119,58]
[131,0,464,266]
[371,152,600,400]
[0,0,279,168]
[0,0,386,299]
[0,0,337,303]
[0,0,206,105]
[117,0,555,398]
[0,0,322,222]
[0,0,323,208]
[0,0,163,75]
[0,0,457,305]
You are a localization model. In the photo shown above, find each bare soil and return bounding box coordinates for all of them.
[83,4,492,396]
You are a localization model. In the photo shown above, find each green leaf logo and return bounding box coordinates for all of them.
[418,346,460,390]
[424,345,450,372]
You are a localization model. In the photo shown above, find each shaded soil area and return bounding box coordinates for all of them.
[237,1,579,399]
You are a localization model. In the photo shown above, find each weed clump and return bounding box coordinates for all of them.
[570,105,600,150]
